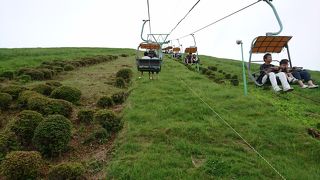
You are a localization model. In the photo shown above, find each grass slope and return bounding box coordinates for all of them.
[107,56,320,179]
[0,48,135,72]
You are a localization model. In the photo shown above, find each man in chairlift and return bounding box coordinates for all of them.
[257,53,294,92]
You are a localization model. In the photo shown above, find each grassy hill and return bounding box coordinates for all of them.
[0,48,319,179]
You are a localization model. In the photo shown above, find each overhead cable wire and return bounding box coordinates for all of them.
[179,78,286,180]
[168,0,201,36]
[174,0,262,40]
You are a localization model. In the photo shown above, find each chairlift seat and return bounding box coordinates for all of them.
[185,47,197,53]
[136,58,162,73]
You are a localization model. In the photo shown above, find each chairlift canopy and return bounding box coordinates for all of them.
[173,47,180,52]
[139,43,161,50]
[185,47,197,53]
[251,36,292,54]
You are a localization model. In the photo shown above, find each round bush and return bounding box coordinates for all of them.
[120,54,129,57]
[115,77,126,88]
[111,92,128,105]
[17,74,32,83]
[18,90,42,107]
[0,71,14,80]
[0,93,12,110]
[231,79,239,86]
[33,115,72,156]
[78,109,94,124]
[47,99,73,117]
[11,110,44,145]
[27,96,50,114]
[94,110,122,132]
[23,69,45,80]
[116,68,133,83]
[225,74,232,79]
[38,68,54,79]
[46,81,62,87]
[97,96,114,108]
[83,127,109,145]
[32,84,54,96]
[231,75,238,80]
[48,162,85,180]
[0,132,20,161]
[1,151,43,179]
[208,66,218,71]
[64,64,75,71]
[1,85,26,99]
[50,86,81,103]
[53,66,64,73]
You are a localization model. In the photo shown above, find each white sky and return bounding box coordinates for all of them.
[1,0,319,70]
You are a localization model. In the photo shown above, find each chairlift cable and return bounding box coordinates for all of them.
[173,0,262,40]
[179,78,286,180]
[168,0,201,36]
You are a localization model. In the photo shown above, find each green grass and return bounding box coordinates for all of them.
[0,48,135,73]
[107,56,320,179]
[1,48,319,179]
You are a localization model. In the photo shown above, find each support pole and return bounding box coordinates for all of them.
[237,40,248,96]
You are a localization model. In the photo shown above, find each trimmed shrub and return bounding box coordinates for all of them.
[17,74,32,83]
[48,162,85,180]
[27,96,73,117]
[0,93,12,110]
[231,79,239,86]
[1,151,43,179]
[0,71,14,80]
[38,68,54,79]
[32,84,54,96]
[23,69,45,80]
[50,86,81,103]
[46,99,73,118]
[63,64,75,71]
[201,68,209,74]
[27,96,50,114]
[317,123,320,130]
[115,77,126,88]
[18,90,42,107]
[83,127,109,145]
[231,75,238,80]
[97,96,114,108]
[78,109,94,124]
[120,54,129,57]
[11,110,44,145]
[53,66,64,73]
[112,92,128,105]
[46,81,62,87]
[94,110,122,132]
[225,74,232,79]
[33,115,72,156]
[0,132,20,161]
[116,68,133,83]
[1,85,27,99]
[208,66,218,71]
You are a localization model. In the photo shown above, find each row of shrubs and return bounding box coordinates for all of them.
[201,66,240,86]
[0,55,118,82]
[172,58,240,86]
[1,150,85,179]
[0,82,82,112]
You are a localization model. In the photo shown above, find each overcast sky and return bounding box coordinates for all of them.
[1,0,319,70]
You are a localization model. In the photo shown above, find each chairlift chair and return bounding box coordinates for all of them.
[136,42,162,75]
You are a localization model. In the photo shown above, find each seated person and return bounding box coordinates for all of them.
[148,50,158,58]
[142,52,151,59]
[192,54,199,64]
[279,59,318,89]
[185,53,192,64]
[257,53,294,92]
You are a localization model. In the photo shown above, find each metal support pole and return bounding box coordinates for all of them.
[237,40,248,96]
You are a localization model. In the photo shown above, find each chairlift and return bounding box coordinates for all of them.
[183,34,200,67]
[247,0,293,86]
[136,20,169,79]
